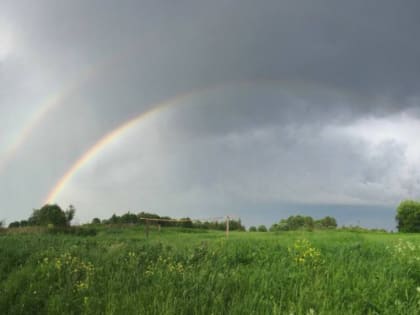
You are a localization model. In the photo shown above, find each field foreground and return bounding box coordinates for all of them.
[1,228,419,314]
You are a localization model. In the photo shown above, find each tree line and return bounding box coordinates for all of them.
[248,215,337,232]
[91,211,246,231]
[4,199,420,233]
[7,204,246,231]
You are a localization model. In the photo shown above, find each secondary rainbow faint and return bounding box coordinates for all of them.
[44,90,198,204]
[0,65,101,174]
[0,47,132,174]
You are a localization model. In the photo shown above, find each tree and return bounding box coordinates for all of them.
[276,220,290,231]
[316,216,337,229]
[228,219,246,231]
[91,218,101,224]
[120,212,139,224]
[271,215,338,231]
[286,215,307,230]
[65,205,76,226]
[29,204,68,227]
[257,225,267,232]
[396,200,420,233]
[249,226,257,232]
[107,214,120,224]
[179,217,193,228]
[303,216,315,230]
[8,221,20,228]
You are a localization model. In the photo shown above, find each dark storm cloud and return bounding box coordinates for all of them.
[1,0,420,224]
[5,0,420,105]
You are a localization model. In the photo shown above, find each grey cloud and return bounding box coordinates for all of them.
[6,0,420,101]
[359,140,406,185]
[62,109,416,220]
[1,0,420,225]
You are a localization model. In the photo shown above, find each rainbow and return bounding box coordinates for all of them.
[0,46,136,174]
[0,63,106,174]
[44,79,359,205]
[44,90,199,204]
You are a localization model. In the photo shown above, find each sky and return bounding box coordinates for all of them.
[1,0,420,230]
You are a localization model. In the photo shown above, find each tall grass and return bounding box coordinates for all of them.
[0,228,419,314]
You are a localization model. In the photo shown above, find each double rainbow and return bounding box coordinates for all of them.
[43,79,358,205]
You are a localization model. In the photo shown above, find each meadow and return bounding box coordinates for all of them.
[1,227,419,315]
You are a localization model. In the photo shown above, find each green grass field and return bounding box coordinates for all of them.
[1,227,419,314]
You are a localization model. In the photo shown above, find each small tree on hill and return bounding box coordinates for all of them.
[91,218,101,224]
[29,204,69,227]
[120,212,139,224]
[396,200,420,233]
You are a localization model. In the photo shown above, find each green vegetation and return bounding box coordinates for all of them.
[270,215,337,231]
[2,201,419,314]
[257,225,267,232]
[8,207,246,231]
[396,200,420,233]
[8,204,75,228]
[1,227,419,314]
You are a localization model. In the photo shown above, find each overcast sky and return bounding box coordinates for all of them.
[1,0,420,229]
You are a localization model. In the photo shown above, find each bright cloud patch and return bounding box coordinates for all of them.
[55,99,420,224]
[0,23,15,60]
[332,113,420,163]
[326,112,420,202]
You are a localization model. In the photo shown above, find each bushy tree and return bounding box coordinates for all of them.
[272,215,338,231]
[106,214,120,224]
[91,218,101,224]
[287,215,307,230]
[257,225,267,232]
[315,216,337,229]
[120,212,139,224]
[396,200,420,233]
[228,219,246,231]
[179,217,193,228]
[9,220,29,228]
[28,204,69,227]
[249,226,257,232]
[276,220,290,231]
[8,221,20,228]
[275,215,313,231]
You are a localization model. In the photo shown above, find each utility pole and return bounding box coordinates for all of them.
[226,215,230,239]
[145,219,150,238]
